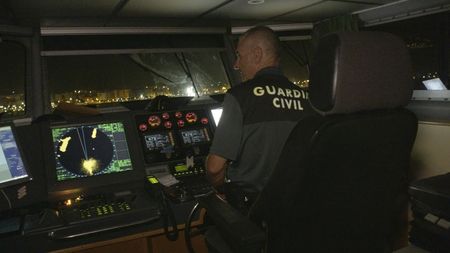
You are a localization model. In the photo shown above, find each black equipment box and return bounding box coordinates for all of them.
[409,173,450,252]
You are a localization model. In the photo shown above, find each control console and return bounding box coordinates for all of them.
[135,109,215,202]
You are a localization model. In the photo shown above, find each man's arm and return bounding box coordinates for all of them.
[206,154,228,188]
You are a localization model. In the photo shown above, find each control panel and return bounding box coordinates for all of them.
[135,109,215,202]
[135,109,213,166]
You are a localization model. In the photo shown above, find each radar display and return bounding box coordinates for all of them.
[52,122,132,181]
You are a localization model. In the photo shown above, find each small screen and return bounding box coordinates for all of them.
[180,128,210,145]
[211,108,223,126]
[0,126,29,188]
[144,132,174,151]
[423,78,447,90]
[52,122,133,181]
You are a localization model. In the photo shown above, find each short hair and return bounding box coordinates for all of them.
[241,26,281,61]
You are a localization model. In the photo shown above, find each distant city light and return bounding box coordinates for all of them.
[186,87,196,97]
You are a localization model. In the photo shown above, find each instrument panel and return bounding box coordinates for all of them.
[135,109,214,165]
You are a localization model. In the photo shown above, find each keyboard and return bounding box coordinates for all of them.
[48,191,161,239]
[49,207,160,240]
[61,199,135,224]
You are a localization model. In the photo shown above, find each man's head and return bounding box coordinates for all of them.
[234,26,281,81]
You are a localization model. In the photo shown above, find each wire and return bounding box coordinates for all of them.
[1,189,12,209]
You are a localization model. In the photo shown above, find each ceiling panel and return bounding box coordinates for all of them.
[278,1,377,22]
[358,0,450,23]
[11,0,119,18]
[203,0,322,20]
[120,0,228,18]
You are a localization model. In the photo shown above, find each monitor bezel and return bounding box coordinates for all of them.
[0,123,32,189]
[43,115,144,200]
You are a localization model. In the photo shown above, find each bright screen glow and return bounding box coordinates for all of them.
[180,128,210,145]
[52,122,132,181]
[211,108,223,126]
[144,132,174,151]
[423,78,447,90]
[0,126,29,187]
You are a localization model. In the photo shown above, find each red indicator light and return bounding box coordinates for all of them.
[162,112,170,120]
[164,121,173,129]
[201,117,209,124]
[175,112,183,118]
[177,120,185,128]
[138,123,148,132]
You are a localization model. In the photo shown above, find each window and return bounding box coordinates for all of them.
[46,51,230,108]
[0,40,26,116]
[366,11,450,90]
[280,39,312,88]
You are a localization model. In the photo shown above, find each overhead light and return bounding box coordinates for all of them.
[247,0,264,5]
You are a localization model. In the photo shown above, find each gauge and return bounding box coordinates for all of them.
[175,111,183,119]
[164,121,173,129]
[148,115,161,127]
[185,112,197,123]
[138,123,148,132]
[177,120,185,128]
[162,112,170,120]
[201,117,209,125]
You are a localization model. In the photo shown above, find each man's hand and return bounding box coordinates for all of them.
[206,154,228,188]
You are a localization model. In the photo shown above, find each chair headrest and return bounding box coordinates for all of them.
[309,32,413,115]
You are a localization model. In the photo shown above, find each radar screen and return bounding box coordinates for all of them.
[51,122,132,181]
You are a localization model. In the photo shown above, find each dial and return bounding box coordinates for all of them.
[138,123,148,132]
[148,115,161,127]
[201,117,209,125]
[185,112,197,123]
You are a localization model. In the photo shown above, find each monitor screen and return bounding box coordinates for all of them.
[51,122,133,182]
[423,78,447,90]
[144,132,175,151]
[0,126,29,188]
[180,128,210,145]
[210,108,223,126]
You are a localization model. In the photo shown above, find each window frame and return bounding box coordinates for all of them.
[0,26,34,122]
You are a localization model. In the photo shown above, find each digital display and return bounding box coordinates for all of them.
[0,126,29,188]
[144,132,174,151]
[180,128,210,145]
[52,122,133,182]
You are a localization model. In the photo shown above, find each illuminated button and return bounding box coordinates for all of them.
[162,112,170,120]
[164,121,173,129]
[177,120,185,128]
[201,117,209,124]
[148,115,161,127]
[185,112,197,123]
[139,123,148,132]
[175,111,183,118]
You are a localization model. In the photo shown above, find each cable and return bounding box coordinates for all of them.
[1,189,12,209]
[185,202,200,253]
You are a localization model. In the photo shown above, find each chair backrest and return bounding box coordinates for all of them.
[249,32,418,253]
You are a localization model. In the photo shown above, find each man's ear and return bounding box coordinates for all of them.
[253,46,263,64]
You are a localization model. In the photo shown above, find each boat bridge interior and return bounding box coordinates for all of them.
[1,0,450,252]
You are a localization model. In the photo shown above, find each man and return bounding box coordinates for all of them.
[206,26,313,203]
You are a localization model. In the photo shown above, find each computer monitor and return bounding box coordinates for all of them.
[46,119,141,198]
[210,107,223,127]
[0,125,30,189]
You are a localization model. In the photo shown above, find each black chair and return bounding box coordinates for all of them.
[190,31,418,253]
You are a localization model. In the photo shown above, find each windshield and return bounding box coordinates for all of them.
[0,40,26,116]
[46,51,230,107]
